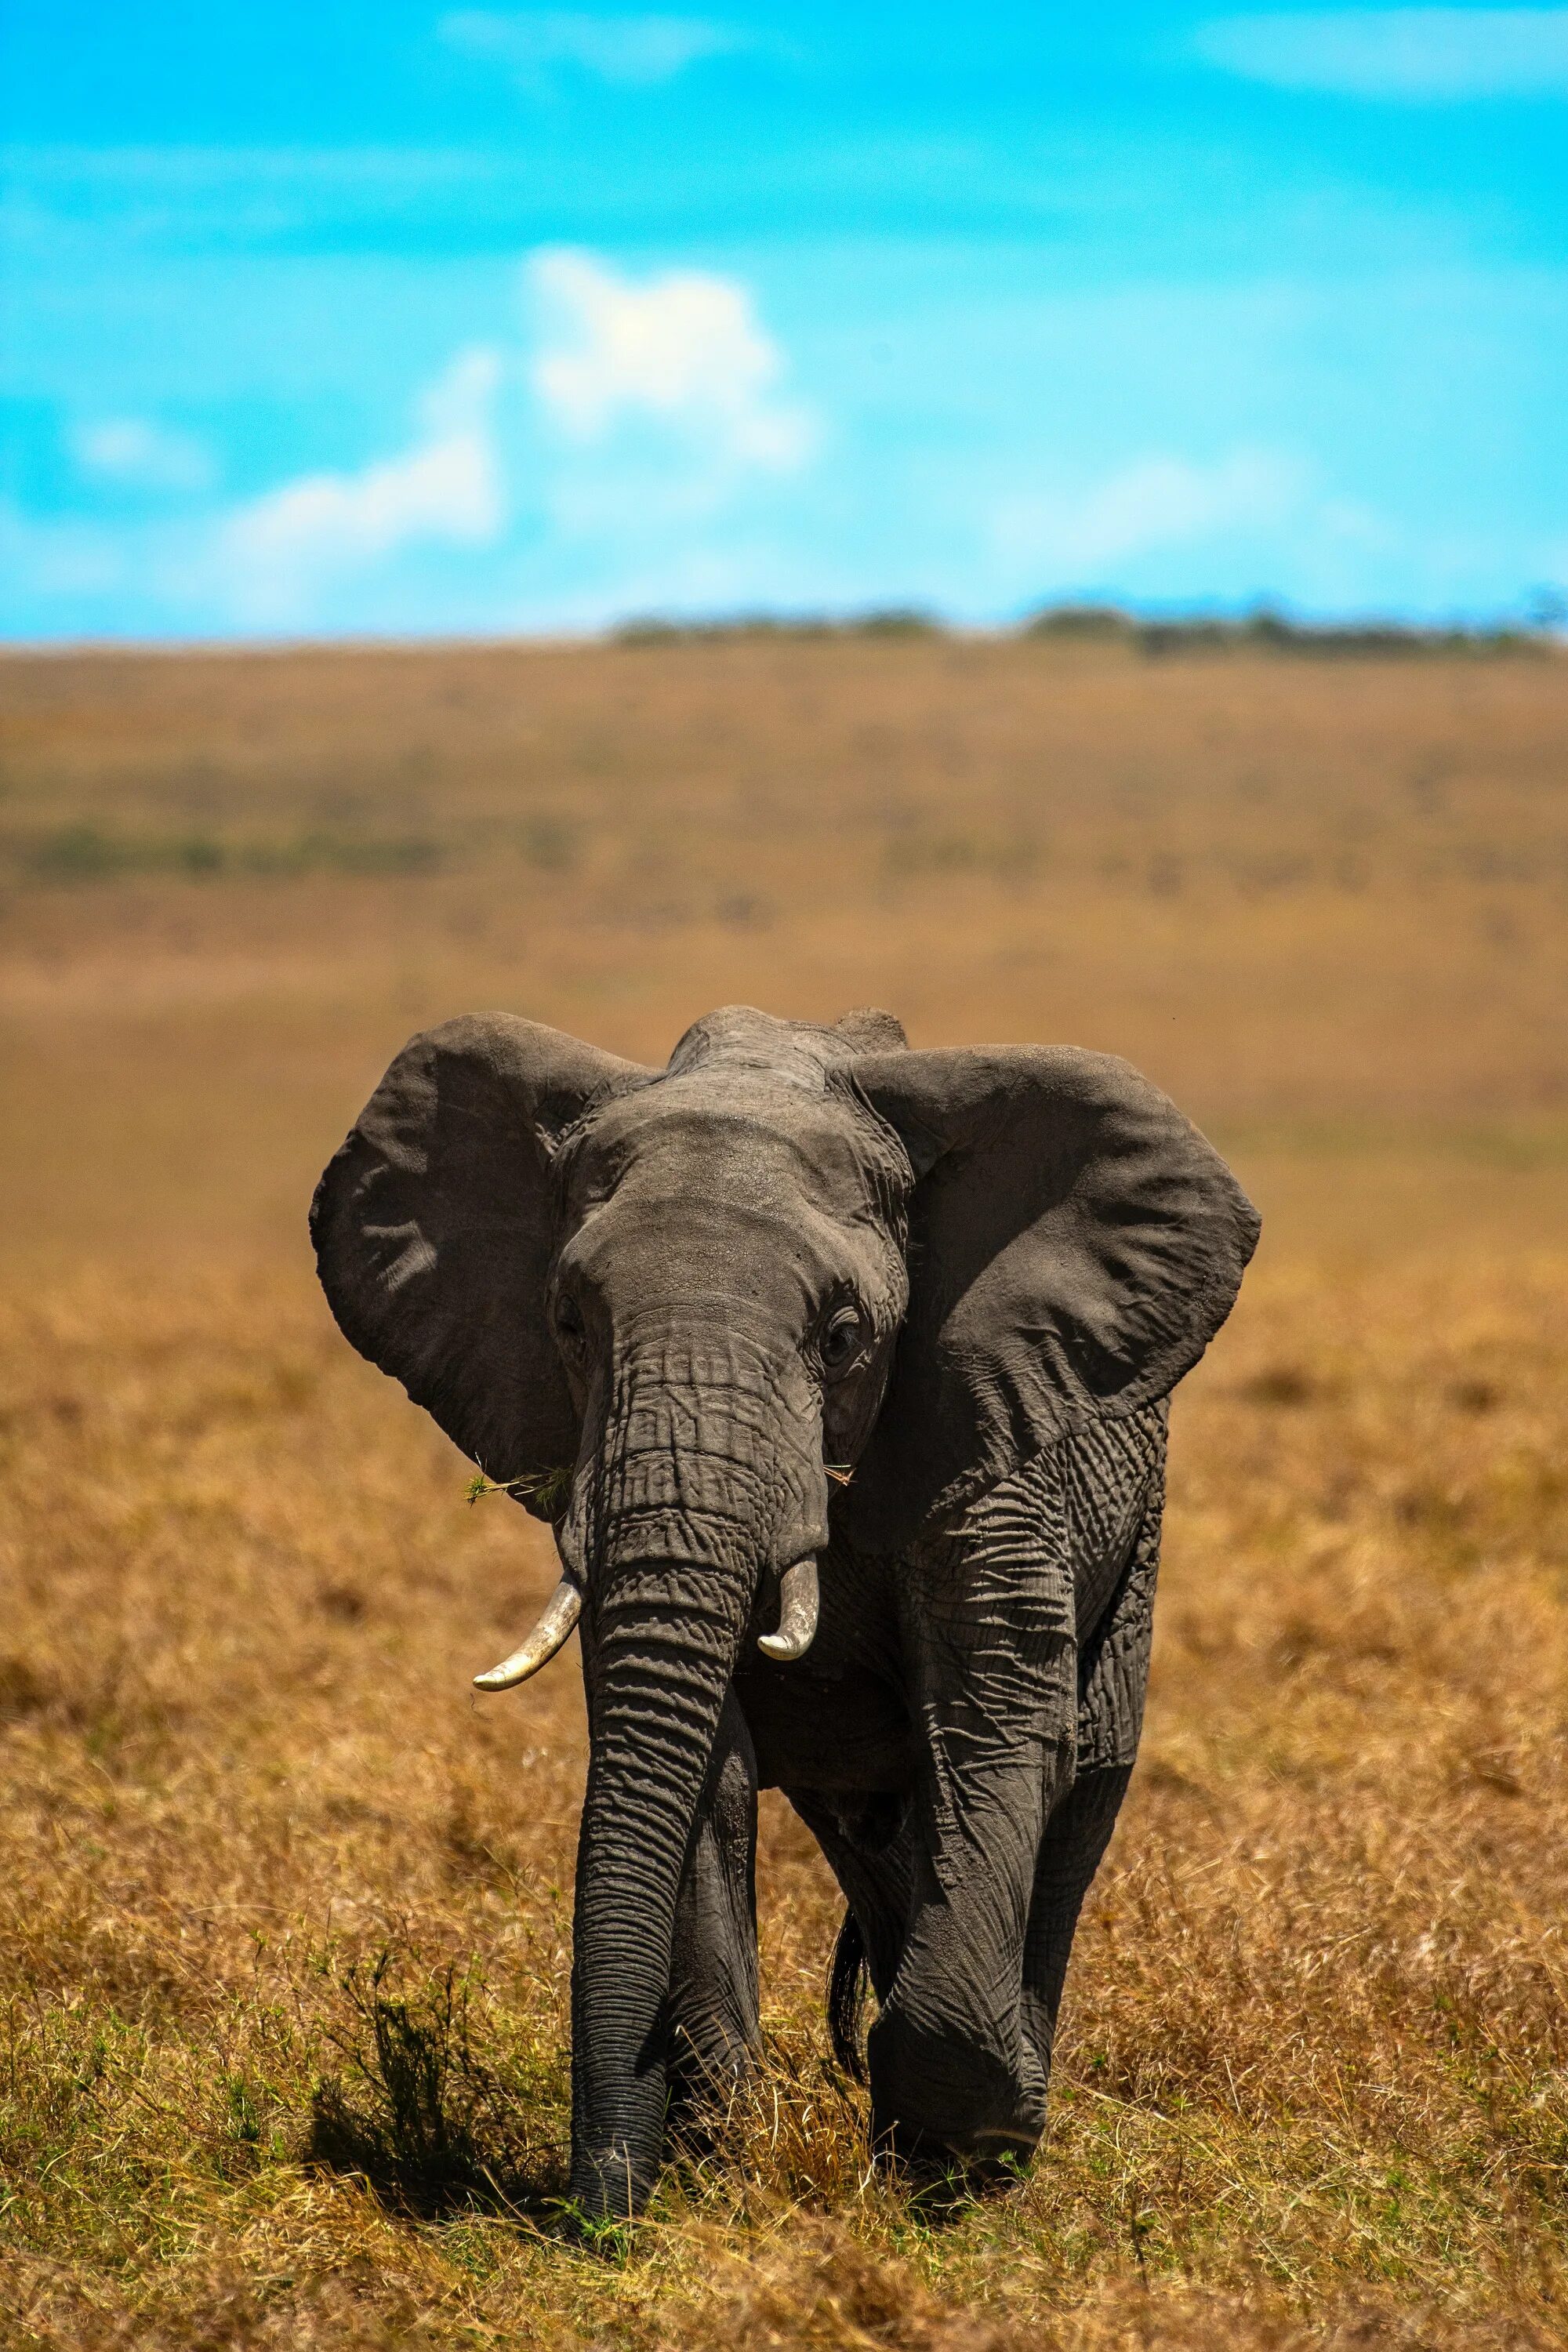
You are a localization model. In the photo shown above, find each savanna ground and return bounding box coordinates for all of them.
[1,633,1566,2350]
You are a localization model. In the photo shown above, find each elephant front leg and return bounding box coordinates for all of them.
[859,1452,1087,2175]
[665,1689,761,2136]
[869,1646,1081,2173]
[869,1615,1080,2176]
[1021,1491,1160,2078]
[1020,1762,1131,2077]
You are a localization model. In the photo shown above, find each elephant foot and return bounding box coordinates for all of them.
[873,2116,1040,2209]
[866,2005,1046,2200]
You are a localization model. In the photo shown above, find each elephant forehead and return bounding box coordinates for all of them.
[567,1077,900,1218]
[568,1185,880,1324]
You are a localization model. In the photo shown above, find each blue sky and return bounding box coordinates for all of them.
[2,4,1566,639]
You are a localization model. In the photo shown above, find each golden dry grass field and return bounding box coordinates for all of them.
[1,633,1566,2350]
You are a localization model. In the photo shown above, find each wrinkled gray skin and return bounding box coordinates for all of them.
[312,1006,1258,2220]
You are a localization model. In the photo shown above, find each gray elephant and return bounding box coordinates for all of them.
[311,1004,1258,2220]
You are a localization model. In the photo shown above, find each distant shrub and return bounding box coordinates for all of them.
[16,825,444,884]
[285,831,443,877]
[612,608,940,644]
[1025,604,1134,640]
[884,828,1040,880]
[613,616,688,645]
[516,815,578,873]
[848,607,941,637]
[25,824,133,880]
[24,824,230,880]
[175,833,226,874]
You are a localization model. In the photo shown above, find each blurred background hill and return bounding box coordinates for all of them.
[2,629,1563,1266]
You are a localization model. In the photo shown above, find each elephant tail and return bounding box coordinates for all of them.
[827,1909,869,2082]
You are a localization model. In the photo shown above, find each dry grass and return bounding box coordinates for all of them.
[0,637,1565,2347]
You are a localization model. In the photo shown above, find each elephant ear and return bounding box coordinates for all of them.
[310,1014,654,1490]
[844,1047,1260,1547]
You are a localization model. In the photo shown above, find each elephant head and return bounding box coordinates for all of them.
[310,1004,1258,2216]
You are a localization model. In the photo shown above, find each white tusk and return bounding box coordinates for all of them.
[473,1577,583,1692]
[757,1557,819,1664]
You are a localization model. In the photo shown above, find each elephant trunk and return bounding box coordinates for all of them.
[564,1338,826,2220]
[568,1559,750,2217]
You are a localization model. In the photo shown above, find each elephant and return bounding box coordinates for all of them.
[310,1003,1258,2220]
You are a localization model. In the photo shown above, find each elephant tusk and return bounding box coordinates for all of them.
[757,1557,819,1664]
[473,1577,583,1692]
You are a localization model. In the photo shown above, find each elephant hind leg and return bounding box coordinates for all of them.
[666,1690,760,2135]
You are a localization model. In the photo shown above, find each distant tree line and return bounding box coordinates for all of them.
[612,594,1566,655]
[1023,600,1564,656]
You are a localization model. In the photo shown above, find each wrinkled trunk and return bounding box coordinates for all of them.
[564,1338,824,2219]
[568,1559,750,2216]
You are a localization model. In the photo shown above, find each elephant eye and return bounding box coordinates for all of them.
[554,1294,585,1348]
[818,1306,865,1376]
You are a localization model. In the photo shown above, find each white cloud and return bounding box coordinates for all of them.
[1192,9,1568,100]
[71,417,214,493]
[216,348,504,622]
[528,249,814,468]
[995,450,1305,575]
[439,10,754,87]
[5,260,816,634]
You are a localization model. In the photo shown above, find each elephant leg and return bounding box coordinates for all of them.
[1020,1487,1160,2080]
[1020,1762,1132,2075]
[782,1786,916,2056]
[866,1693,1076,2177]
[665,1688,760,2129]
[852,1447,1083,2174]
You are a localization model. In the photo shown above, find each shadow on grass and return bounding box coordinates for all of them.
[303,1947,1016,2241]
[303,1950,569,2225]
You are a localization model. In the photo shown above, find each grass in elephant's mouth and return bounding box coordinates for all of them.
[466,1467,575,1517]
[2,638,1567,2348]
